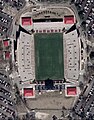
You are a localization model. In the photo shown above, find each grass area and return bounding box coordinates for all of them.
[34,33,64,80]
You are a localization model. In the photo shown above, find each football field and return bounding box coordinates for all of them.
[34,33,64,80]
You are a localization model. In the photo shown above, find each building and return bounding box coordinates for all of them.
[15,6,81,98]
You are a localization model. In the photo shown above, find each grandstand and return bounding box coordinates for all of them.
[17,31,35,82]
[63,30,80,82]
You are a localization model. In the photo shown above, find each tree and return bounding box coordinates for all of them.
[52,115,57,120]
[79,81,84,91]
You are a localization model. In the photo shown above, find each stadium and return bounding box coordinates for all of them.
[0,0,94,119]
[16,6,80,98]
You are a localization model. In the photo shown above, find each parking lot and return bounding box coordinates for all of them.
[0,0,26,10]
[0,11,13,37]
[0,72,17,120]
[71,75,94,119]
[0,0,26,38]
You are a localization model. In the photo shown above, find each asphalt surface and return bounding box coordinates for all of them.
[0,0,26,38]
[71,76,94,119]
[0,11,13,37]
[0,72,17,120]
[2,0,26,10]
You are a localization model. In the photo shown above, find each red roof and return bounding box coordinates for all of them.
[22,17,32,25]
[3,41,9,47]
[5,52,10,59]
[67,87,77,95]
[24,88,34,97]
[64,16,74,24]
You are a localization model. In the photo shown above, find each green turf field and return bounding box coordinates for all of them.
[34,33,64,80]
